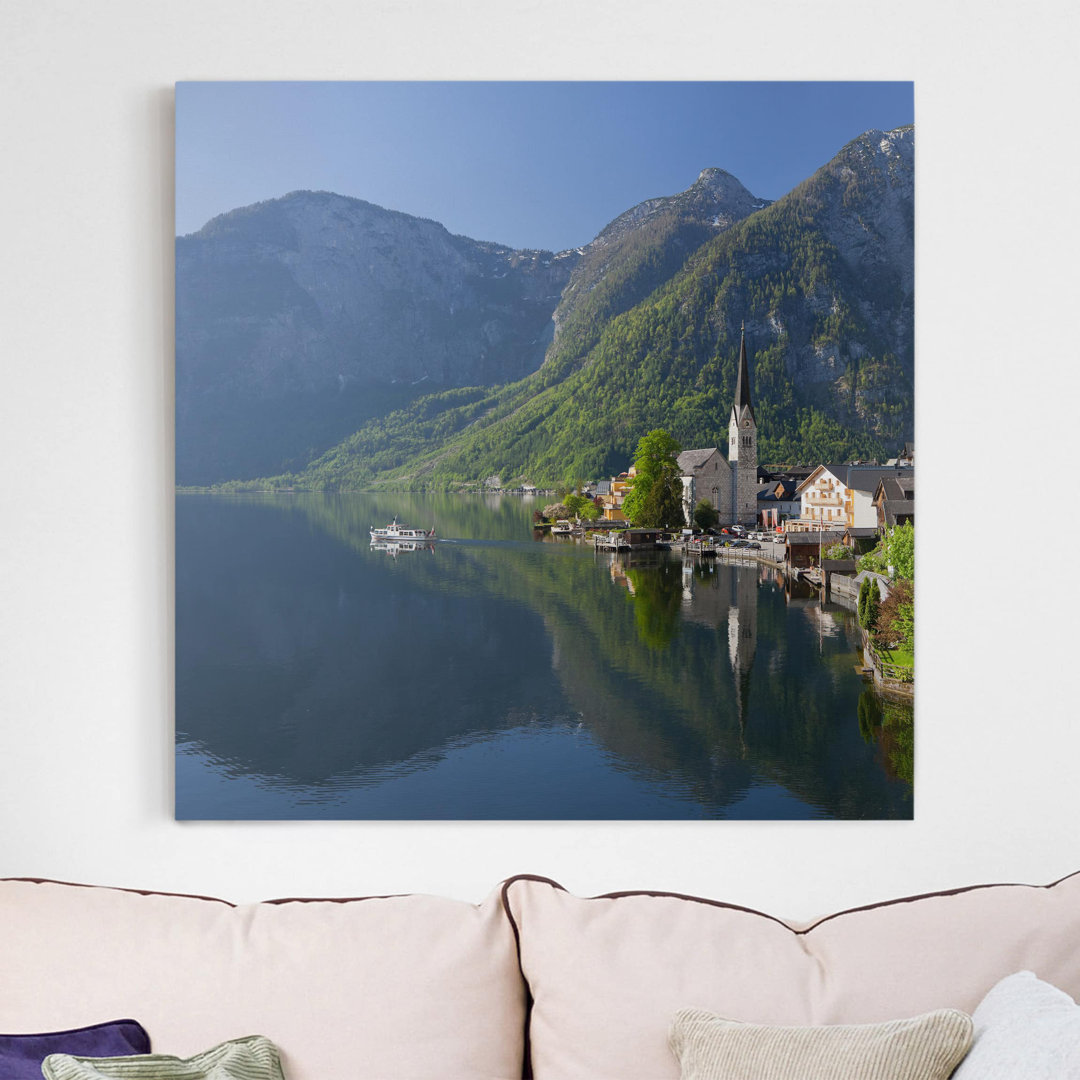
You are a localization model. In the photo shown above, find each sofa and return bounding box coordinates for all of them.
[2,871,1079,1078]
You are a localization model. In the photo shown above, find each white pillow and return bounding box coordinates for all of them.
[952,970,1080,1078]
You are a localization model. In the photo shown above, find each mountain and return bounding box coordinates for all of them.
[180,126,914,491]
[176,167,772,486]
[544,168,771,379]
[274,126,913,490]
[175,192,579,484]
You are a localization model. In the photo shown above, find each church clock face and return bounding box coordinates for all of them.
[742,419,750,428]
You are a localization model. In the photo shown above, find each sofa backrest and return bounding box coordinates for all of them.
[0,878,526,1080]
[502,872,1080,1080]
[7,872,1080,1080]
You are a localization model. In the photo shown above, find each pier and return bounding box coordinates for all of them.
[593,534,631,551]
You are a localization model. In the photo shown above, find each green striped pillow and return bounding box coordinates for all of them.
[41,1035,283,1080]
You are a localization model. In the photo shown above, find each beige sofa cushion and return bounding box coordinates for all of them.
[503,872,1080,1080]
[0,879,525,1080]
[669,1008,973,1080]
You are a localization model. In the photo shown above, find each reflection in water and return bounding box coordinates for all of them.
[857,687,914,785]
[369,538,436,557]
[176,493,913,819]
[625,560,683,651]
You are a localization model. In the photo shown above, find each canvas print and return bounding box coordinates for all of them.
[175,82,914,819]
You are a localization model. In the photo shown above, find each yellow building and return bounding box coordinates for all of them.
[601,468,635,521]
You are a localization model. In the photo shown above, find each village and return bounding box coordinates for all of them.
[545,446,913,560]
[489,328,915,698]
[527,450,916,703]
[494,330,912,590]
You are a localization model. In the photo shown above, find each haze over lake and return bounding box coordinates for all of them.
[176,493,912,820]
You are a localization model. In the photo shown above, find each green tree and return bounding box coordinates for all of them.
[883,521,914,580]
[858,576,879,631]
[563,493,588,517]
[622,429,683,527]
[640,478,684,528]
[563,492,601,521]
[693,499,719,532]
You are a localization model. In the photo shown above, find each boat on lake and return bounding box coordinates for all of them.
[370,518,436,543]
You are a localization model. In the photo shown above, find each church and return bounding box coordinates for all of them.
[677,324,758,527]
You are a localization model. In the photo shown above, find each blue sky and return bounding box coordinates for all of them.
[176,82,913,251]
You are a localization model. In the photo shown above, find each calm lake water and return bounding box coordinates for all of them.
[175,493,913,819]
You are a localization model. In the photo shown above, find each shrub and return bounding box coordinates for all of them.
[874,578,914,650]
[858,542,886,573]
[823,543,853,560]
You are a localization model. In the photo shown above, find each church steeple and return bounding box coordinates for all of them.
[733,321,755,424]
[727,320,758,525]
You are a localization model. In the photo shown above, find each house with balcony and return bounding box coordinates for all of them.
[794,464,914,531]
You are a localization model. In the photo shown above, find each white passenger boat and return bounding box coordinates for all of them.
[369,517,436,542]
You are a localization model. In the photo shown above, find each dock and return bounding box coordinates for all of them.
[593,535,631,551]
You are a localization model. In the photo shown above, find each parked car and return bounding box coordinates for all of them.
[747,541,762,550]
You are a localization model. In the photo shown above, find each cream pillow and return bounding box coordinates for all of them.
[669,1007,973,1080]
[41,1035,283,1080]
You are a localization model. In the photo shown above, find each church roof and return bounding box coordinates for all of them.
[677,448,723,474]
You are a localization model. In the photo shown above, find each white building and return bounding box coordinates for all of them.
[795,464,914,531]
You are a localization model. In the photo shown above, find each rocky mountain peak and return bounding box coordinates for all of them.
[692,167,747,196]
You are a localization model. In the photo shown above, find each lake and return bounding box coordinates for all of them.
[175,493,913,819]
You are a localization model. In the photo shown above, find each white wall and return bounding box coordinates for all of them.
[2,0,1078,918]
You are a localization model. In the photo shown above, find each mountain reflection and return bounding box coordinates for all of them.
[176,493,913,818]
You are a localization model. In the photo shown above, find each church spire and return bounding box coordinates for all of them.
[733,321,754,422]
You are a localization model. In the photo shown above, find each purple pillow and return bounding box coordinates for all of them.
[0,1019,149,1079]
